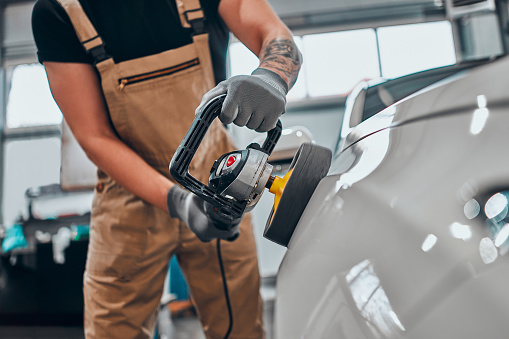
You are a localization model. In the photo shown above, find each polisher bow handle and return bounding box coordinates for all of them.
[169,94,282,219]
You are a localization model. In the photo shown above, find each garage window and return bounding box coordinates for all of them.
[6,63,62,129]
[377,21,456,79]
[302,29,380,98]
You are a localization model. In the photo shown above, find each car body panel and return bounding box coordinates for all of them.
[275,56,509,339]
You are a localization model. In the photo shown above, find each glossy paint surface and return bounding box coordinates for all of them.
[275,56,509,339]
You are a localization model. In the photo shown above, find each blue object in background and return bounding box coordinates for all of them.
[71,224,90,241]
[2,224,28,253]
[154,257,191,338]
[170,256,189,301]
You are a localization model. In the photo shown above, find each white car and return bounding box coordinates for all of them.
[273,55,509,338]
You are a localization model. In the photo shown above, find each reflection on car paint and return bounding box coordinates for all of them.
[449,222,472,240]
[482,190,509,256]
[421,234,438,252]
[485,193,508,220]
[470,95,490,135]
[330,107,397,189]
[335,106,397,159]
[494,224,509,247]
[346,260,406,336]
[300,259,406,339]
[464,198,481,219]
[479,237,498,264]
[332,126,391,187]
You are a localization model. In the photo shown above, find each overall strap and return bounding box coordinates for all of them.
[175,0,206,35]
[55,0,111,64]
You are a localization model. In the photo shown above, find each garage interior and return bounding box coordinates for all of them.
[0,0,508,338]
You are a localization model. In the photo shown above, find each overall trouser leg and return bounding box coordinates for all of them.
[84,175,180,338]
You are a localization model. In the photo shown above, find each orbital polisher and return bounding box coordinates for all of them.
[170,94,332,246]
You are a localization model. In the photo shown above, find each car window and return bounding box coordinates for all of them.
[362,67,465,122]
[334,59,492,157]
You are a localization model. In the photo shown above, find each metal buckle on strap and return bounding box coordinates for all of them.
[184,9,207,35]
[88,44,110,65]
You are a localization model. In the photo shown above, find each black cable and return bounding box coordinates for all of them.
[216,239,233,339]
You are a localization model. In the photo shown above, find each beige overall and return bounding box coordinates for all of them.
[55,0,264,338]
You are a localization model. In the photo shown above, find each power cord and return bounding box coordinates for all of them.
[216,239,233,339]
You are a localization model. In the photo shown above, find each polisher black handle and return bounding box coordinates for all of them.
[169,94,282,219]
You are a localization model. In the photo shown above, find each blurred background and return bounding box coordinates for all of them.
[0,0,507,337]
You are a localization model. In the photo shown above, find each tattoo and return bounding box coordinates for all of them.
[259,38,302,89]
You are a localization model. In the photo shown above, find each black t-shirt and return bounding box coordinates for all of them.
[32,0,229,84]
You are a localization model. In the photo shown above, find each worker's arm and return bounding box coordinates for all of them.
[219,0,302,88]
[44,62,173,212]
[196,0,302,132]
[44,62,239,241]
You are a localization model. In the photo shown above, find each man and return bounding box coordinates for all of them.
[32,0,301,338]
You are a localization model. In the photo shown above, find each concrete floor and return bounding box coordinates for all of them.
[0,279,276,339]
[157,296,275,339]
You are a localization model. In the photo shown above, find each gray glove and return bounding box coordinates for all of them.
[196,68,288,132]
[167,185,240,242]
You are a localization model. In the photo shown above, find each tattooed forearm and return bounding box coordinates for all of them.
[258,37,302,89]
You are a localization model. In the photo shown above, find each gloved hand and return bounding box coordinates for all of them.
[196,68,288,132]
[167,185,240,242]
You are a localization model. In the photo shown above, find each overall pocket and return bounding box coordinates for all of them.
[117,58,200,91]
